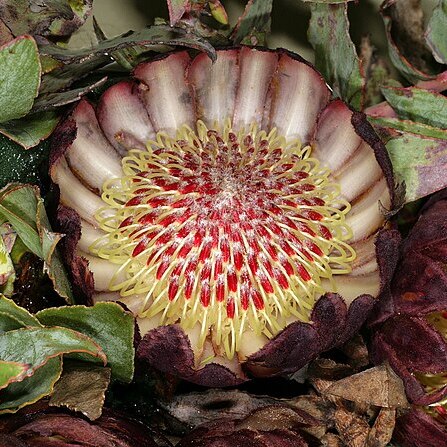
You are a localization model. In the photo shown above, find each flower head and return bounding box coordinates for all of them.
[51,47,394,384]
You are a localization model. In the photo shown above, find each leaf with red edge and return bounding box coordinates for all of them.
[370,122,447,203]
[0,327,107,371]
[426,0,447,65]
[0,361,29,391]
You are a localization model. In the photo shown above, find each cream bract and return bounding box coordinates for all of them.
[50,47,395,385]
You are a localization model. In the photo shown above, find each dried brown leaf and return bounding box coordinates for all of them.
[290,395,332,439]
[237,405,319,432]
[324,364,409,408]
[49,363,111,420]
[335,407,370,447]
[321,432,344,447]
[309,358,354,380]
[163,389,278,428]
[341,335,371,370]
[366,408,396,447]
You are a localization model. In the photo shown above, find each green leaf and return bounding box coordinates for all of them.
[384,132,447,203]
[49,362,111,420]
[39,53,111,94]
[0,185,44,258]
[0,36,41,123]
[0,185,74,303]
[0,311,26,332]
[37,302,135,383]
[40,24,216,63]
[426,0,447,65]
[231,0,273,46]
[36,199,74,304]
[0,295,42,328]
[0,357,62,413]
[0,135,50,187]
[0,360,29,390]
[370,116,447,140]
[381,86,447,130]
[93,18,147,71]
[0,235,15,296]
[0,0,92,39]
[32,79,108,113]
[308,2,364,110]
[0,112,60,150]
[0,327,106,370]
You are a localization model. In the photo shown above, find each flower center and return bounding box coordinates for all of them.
[91,120,356,358]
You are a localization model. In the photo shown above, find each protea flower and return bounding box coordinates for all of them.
[50,47,396,385]
[370,190,447,445]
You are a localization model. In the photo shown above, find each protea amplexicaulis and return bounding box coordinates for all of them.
[50,47,396,385]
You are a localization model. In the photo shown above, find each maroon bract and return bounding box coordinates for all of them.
[370,190,447,432]
[50,47,395,384]
[0,403,166,447]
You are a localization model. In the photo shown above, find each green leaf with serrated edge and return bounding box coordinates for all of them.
[0,295,41,328]
[0,185,74,303]
[0,360,29,390]
[0,357,62,413]
[0,36,41,123]
[40,24,216,63]
[381,86,447,129]
[380,1,436,83]
[0,311,25,332]
[167,0,189,26]
[0,135,50,188]
[369,116,447,140]
[0,327,106,370]
[231,0,273,46]
[384,132,447,203]
[0,0,92,39]
[0,112,60,150]
[426,0,447,64]
[37,303,135,383]
[308,3,364,110]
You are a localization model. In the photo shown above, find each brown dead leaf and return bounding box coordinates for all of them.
[237,405,320,432]
[382,0,438,75]
[335,407,370,447]
[49,362,111,420]
[309,358,353,380]
[321,432,344,447]
[366,408,396,447]
[341,335,370,370]
[291,395,334,439]
[324,364,409,409]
